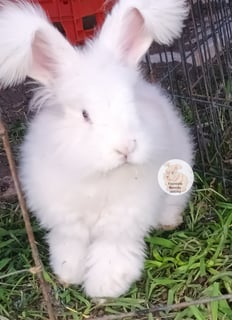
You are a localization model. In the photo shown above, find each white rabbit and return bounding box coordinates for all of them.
[0,0,193,297]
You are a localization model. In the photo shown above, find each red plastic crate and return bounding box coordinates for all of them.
[37,0,114,44]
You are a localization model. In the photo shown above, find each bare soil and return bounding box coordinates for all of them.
[0,83,32,201]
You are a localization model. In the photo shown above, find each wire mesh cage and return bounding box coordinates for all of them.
[144,0,232,194]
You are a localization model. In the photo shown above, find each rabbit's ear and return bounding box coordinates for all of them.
[98,0,188,66]
[29,30,57,84]
[117,8,152,65]
[0,1,76,87]
[29,29,75,85]
[99,7,152,66]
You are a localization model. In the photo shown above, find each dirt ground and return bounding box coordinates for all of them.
[0,83,32,201]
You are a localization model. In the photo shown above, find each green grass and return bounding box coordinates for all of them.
[0,178,232,320]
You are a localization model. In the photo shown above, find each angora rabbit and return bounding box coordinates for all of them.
[0,0,193,297]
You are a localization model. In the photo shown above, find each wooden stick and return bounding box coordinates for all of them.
[88,293,232,320]
[0,119,57,320]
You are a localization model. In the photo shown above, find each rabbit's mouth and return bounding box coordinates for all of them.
[114,151,149,170]
[115,159,130,170]
[116,156,141,171]
[106,158,134,173]
[118,154,136,167]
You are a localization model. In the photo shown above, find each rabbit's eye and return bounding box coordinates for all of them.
[82,109,90,122]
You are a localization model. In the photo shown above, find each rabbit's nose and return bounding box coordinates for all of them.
[115,139,137,159]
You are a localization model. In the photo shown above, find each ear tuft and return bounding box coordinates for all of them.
[0,1,76,87]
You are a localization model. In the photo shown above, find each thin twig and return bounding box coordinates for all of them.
[0,120,57,320]
[88,294,232,320]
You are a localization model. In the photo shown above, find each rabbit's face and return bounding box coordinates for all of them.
[56,53,153,173]
[13,3,181,174]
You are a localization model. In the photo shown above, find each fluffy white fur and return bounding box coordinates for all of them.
[0,0,193,297]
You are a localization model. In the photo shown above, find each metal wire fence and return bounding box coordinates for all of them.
[144,0,232,194]
[0,2,232,319]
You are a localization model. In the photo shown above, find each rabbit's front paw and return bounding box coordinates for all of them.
[159,214,183,230]
[157,196,188,230]
[83,241,143,297]
[48,228,89,286]
[53,256,85,286]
